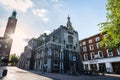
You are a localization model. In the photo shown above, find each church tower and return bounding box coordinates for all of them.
[0,11,17,61]
[4,10,17,38]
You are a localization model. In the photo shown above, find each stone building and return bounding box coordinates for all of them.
[18,16,84,74]
[34,16,83,74]
[80,33,120,74]
[0,11,17,65]
[17,38,37,70]
[17,52,27,69]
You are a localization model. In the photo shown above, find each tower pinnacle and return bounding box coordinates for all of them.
[11,10,17,18]
[66,15,73,30]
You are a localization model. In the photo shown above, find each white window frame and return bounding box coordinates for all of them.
[0,39,2,42]
[96,42,101,49]
[117,46,120,55]
[83,46,87,52]
[103,34,108,46]
[5,45,7,48]
[90,52,95,59]
[98,51,103,58]
[80,43,82,47]
[89,39,92,43]
[96,37,100,41]
[54,50,59,57]
[3,52,6,55]
[107,49,113,57]
[84,53,88,60]
[82,41,86,45]
[89,45,94,50]
[96,43,99,49]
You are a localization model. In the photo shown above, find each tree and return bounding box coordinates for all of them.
[9,54,19,66]
[99,0,120,48]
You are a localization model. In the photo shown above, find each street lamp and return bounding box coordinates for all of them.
[72,55,76,75]
[42,35,46,73]
[60,48,63,73]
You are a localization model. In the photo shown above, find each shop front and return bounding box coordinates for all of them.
[112,62,120,74]
[99,63,106,72]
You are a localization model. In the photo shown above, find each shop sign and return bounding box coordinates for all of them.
[89,60,98,64]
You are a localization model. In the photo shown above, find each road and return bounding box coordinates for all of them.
[0,67,120,80]
[1,67,53,80]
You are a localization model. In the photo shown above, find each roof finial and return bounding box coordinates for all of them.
[67,15,70,20]
[66,15,73,30]
[11,10,17,18]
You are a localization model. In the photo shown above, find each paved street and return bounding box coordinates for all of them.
[1,67,53,80]
[0,67,120,80]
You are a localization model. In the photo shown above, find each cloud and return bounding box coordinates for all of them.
[0,0,33,13]
[52,0,61,2]
[33,8,49,22]
[0,26,5,37]
[43,17,49,22]
[24,38,30,42]
[10,26,31,55]
[40,30,51,35]
[44,30,51,35]
[33,9,48,17]
[0,20,6,37]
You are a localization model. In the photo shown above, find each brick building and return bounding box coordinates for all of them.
[80,33,120,74]
[0,11,17,65]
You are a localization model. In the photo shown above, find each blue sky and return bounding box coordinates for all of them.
[0,0,107,55]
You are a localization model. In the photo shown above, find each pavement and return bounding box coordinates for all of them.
[29,70,120,80]
[1,67,53,80]
[0,67,120,80]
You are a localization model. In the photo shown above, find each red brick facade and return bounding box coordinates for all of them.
[80,33,120,74]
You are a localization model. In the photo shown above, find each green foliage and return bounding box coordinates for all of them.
[9,54,19,66]
[99,0,120,48]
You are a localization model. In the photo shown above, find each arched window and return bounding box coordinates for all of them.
[90,52,95,59]
[68,35,73,44]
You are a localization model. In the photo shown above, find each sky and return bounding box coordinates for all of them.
[0,0,107,56]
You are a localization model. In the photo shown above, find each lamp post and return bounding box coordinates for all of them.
[42,35,46,73]
[60,48,63,73]
[72,55,76,75]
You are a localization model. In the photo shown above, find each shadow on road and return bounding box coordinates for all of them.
[28,70,120,80]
